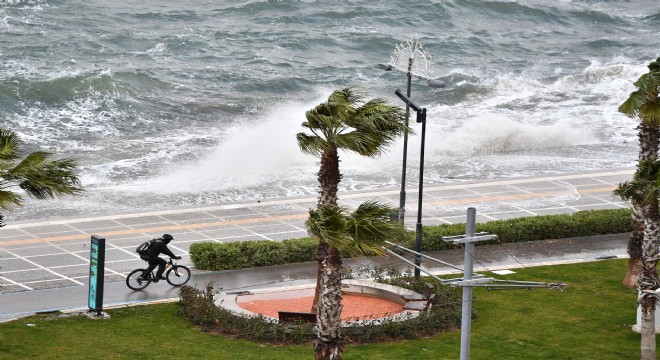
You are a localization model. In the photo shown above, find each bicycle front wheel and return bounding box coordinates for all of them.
[166,265,191,287]
[126,269,151,290]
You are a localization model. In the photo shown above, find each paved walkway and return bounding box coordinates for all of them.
[0,168,633,320]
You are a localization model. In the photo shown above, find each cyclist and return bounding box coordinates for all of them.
[140,233,181,282]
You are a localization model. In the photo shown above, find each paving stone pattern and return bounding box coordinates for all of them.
[0,169,632,294]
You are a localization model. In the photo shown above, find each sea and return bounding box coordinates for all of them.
[1,0,658,222]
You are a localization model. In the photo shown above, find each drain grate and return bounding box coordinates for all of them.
[226,290,252,295]
[595,255,618,260]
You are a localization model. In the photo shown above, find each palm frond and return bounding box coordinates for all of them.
[344,201,406,255]
[297,133,331,156]
[306,205,349,248]
[334,131,385,156]
[641,99,660,126]
[6,153,83,200]
[618,91,644,118]
[298,87,408,161]
[619,62,660,125]
[306,201,405,257]
[613,158,660,204]
[7,151,50,177]
[0,129,21,162]
[0,189,22,210]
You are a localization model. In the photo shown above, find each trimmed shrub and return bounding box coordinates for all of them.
[281,237,318,263]
[190,208,633,271]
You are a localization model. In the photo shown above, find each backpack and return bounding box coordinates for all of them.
[136,239,157,256]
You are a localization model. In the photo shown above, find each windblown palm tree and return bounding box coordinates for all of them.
[297,88,409,360]
[614,158,660,360]
[306,202,407,360]
[618,57,660,289]
[0,128,83,221]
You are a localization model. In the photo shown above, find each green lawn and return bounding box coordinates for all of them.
[0,259,649,359]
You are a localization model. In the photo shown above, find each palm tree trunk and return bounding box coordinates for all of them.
[313,245,344,360]
[311,241,326,313]
[627,124,660,288]
[639,201,660,360]
[312,149,341,312]
[317,149,341,208]
[624,205,645,288]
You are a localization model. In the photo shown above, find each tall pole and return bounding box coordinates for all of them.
[460,207,477,360]
[394,88,427,280]
[414,108,427,279]
[399,57,414,223]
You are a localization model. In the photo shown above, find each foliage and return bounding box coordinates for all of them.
[416,208,632,251]
[296,87,407,159]
[178,283,223,331]
[190,238,318,271]
[0,260,644,359]
[618,57,660,125]
[190,208,633,270]
[306,201,407,257]
[614,158,660,204]
[178,276,461,345]
[0,128,83,211]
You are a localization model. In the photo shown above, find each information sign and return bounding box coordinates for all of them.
[88,235,106,315]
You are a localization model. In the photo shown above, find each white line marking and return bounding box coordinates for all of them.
[0,247,84,286]
[3,169,634,230]
[0,275,33,290]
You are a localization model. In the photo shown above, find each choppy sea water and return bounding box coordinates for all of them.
[1,0,658,222]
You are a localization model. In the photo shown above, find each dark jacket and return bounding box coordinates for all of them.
[146,239,177,260]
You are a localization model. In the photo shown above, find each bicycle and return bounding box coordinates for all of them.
[126,257,191,290]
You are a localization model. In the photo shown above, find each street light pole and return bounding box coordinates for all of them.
[394,89,427,280]
[376,38,444,224]
[400,58,413,223]
[414,107,427,279]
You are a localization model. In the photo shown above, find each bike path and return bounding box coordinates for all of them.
[0,233,628,322]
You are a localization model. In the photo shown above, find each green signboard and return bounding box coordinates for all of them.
[88,235,106,315]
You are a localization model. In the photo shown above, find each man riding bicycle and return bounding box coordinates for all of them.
[140,234,181,282]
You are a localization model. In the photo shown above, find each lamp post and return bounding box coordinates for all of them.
[376,38,445,223]
[394,89,427,280]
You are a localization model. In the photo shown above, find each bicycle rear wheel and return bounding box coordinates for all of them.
[126,268,151,290]
[166,265,191,287]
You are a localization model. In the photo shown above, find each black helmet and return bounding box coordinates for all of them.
[162,234,174,243]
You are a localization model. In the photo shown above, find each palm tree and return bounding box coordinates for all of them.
[305,201,407,360]
[297,87,408,306]
[297,88,409,360]
[614,158,660,360]
[618,57,660,289]
[0,128,83,219]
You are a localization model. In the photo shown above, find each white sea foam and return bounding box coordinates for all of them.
[119,96,323,194]
[435,117,593,156]
[1,0,655,221]
[424,61,643,158]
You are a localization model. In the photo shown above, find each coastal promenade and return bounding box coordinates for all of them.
[0,168,634,320]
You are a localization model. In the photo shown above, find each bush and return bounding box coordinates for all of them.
[178,283,221,331]
[190,208,633,271]
[281,237,318,263]
[178,283,315,343]
[422,209,632,251]
[178,275,462,344]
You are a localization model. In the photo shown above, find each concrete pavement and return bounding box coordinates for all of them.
[0,168,634,321]
[0,233,629,322]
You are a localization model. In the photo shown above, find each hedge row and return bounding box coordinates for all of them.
[416,207,633,251]
[190,238,318,271]
[190,208,633,271]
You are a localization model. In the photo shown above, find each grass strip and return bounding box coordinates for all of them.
[0,259,648,360]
